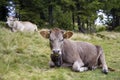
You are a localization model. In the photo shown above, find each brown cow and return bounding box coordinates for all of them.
[6,16,38,32]
[40,28,108,74]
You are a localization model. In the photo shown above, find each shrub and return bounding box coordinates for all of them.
[0,21,6,27]
[114,26,120,32]
[53,6,73,30]
[20,10,45,28]
[96,25,106,32]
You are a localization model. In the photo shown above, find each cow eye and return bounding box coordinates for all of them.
[49,38,54,42]
[59,39,64,42]
[10,20,14,21]
[49,38,53,41]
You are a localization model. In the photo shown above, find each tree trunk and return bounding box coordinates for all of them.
[86,20,89,33]
[48,1,53,26]
[77,16,86,33]
[76,2,85,33]
[72,12,75,30]
[116,16,120,26]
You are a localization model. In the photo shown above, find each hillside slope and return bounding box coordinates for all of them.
[0,22,120,80]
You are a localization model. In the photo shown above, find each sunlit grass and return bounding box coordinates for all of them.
[0,23,120,80]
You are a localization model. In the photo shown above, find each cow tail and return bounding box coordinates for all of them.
[108,67,117,72]
[95,45,102,66]
[96,45,117,72]
[97,66,116,72]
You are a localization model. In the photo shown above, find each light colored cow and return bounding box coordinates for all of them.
[40,28,109,74]
[6,16,38,32]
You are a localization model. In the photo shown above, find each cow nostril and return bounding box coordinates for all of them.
[57,50,60,53]
[53,49,60,54]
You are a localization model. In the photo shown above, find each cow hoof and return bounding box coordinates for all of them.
[50,65,55,68]
[49,61,55,68]
[102,69,108,74]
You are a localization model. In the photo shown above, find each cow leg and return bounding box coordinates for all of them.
[72,60,88,72]
[19,26,24,32]
[49,60,55,68]
[12,28,17,32]
[99,50,108,74]
[34,26,38,32]
[61,63,72,67]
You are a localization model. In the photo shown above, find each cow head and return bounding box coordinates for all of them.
[40,28,73,56]
[6,16,18,28]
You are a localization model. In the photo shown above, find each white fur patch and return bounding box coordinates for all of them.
[72,61,88,72]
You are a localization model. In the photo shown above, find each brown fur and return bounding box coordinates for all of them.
[6,16,38,32]
[40,28,109,74]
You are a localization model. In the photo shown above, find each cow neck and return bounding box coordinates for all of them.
[61,39,67,57]
[9,22,14,27]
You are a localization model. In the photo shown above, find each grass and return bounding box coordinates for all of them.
[0,22,120,80]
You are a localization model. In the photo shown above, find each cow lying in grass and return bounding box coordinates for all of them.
[6,16,38,32]
[40,28,109,74]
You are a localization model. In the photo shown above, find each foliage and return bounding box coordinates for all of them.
[53,6,73,30]
[114,26,120,32]
[0,0,120,31]
[101,0,120,29]
[96,25,106,32]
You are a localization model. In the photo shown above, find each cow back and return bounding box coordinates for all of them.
[62,40,99,68]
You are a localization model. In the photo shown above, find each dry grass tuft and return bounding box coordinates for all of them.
[0,23,120,80]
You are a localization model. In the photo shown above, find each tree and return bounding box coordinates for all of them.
[0,0,8,21]
[1,0,120,31]
[73,0,103,33]
[101,0,120,30]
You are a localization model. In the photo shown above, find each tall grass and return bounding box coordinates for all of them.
[0,22,120,80]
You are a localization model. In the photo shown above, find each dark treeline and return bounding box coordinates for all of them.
[0,0,120,33]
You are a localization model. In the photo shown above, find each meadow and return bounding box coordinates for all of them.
[0,22,120,80]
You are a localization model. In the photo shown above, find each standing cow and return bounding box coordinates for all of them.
[6,16,38,32]
[40,28,109,74]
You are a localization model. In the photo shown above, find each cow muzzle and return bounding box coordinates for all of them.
[52,49,61,55]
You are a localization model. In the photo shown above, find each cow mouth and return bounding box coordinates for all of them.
[51,54,63,67]
[53,53,60,56]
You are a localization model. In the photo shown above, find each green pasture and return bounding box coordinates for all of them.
[0,23,120,80]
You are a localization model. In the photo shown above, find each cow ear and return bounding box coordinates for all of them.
[6,16,8,19]
[63,31,73,39]
[40,31,50,39]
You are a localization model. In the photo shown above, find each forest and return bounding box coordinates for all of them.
[0,0,120,80]
[0,0,120,33]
